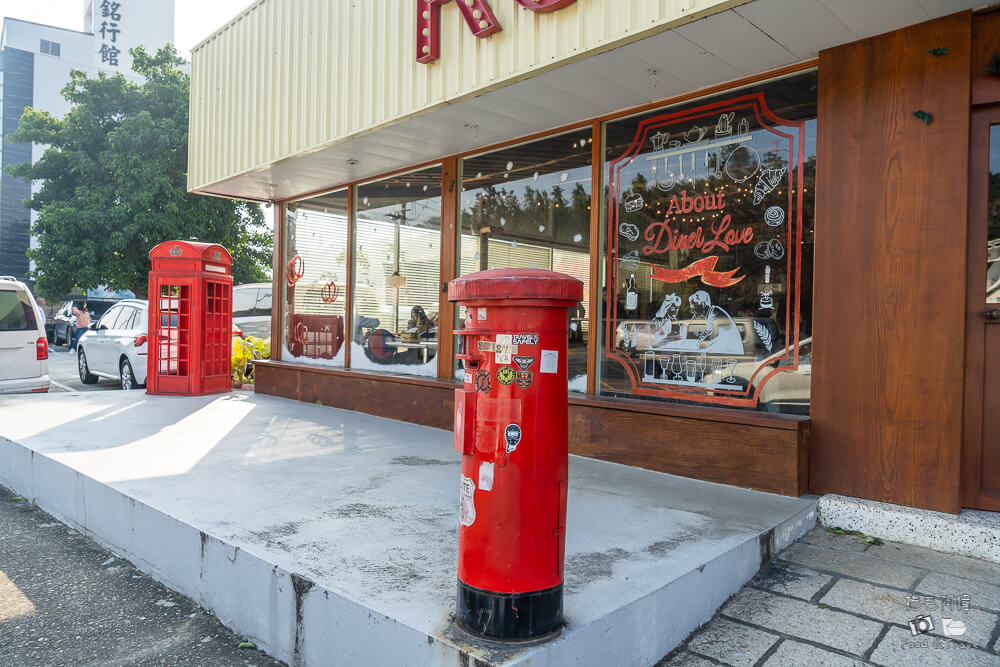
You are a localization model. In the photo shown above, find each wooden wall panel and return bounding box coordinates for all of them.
[811,12,972,512]
[972,9,1000,106]
[256,362,809,496]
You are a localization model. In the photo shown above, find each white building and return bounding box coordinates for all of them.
[0,0,175,282]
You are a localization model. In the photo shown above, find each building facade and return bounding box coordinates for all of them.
[188,0,1000,514]
[0,0,175,282]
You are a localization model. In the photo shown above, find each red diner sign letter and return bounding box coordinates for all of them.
[513,0,577,11]
[417,0,502,64]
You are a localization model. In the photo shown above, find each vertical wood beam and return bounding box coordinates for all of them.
[270,202,283,360]
[344,187,355,369]
[586,120,602,395]
[438,158,459,379]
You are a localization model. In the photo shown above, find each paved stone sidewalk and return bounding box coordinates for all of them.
[660,526,1000,666]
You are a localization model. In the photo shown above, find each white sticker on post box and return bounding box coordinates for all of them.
[494,334,516,365]
[459,475,476,526]
[540,349,559,374]
[477,308,487,321]
[478,462,494,491]
[463,372,473,384]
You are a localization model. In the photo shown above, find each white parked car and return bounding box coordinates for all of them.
[0,276,49,394]
[77,298,148,390]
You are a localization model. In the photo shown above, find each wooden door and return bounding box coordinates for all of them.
[963,105,1000,510]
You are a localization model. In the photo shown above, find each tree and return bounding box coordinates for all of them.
[7,45,271,298]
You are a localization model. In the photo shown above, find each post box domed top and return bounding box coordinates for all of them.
[149,240,232,265]
[448,268,583,304]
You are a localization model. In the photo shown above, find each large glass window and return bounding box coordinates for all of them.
[282,190,349,366]
[457,128,593,390]
[351,166,443,377]
[600,72,817,414]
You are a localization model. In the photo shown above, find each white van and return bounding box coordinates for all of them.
[0,276,49,394]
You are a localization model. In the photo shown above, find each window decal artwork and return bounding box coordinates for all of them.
[606,91,806,407]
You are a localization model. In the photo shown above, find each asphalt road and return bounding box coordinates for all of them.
[45,344,124,394]
[0,486,285,666]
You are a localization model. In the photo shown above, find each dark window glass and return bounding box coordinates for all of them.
[0,290,32,331]
[283,190,349,366]
[987,125,1000,303]
[600,72,817,415]
[98,306,121,329]
[457,128,593,390]
[352,166,442,377]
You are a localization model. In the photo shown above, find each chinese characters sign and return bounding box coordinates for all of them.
[606,91,807,408]
[99,0,123,67]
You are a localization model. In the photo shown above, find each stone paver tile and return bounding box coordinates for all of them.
[686,617,780,667]
[780,542,922,589]
[802,527,872,554]
[753,560,833,601]
[869,626,997,666]
[916,571,1000,613]
[820,578,998,647]
[721,588,880,656]
[660,650,718,666]
[763,639,868,666]
[867,541,1000,586]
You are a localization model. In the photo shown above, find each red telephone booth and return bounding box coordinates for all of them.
[147,241,233,396]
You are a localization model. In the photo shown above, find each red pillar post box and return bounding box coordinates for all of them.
[448,268,584,640]
[147,241,233,396]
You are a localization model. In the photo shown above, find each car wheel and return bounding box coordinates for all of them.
[78,349,98,384]
[120,358,136,391]
[53,325,63,346]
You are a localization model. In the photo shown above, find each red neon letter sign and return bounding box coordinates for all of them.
[417,0,578,64]
[512,0,577,11]
[417,0,502,64]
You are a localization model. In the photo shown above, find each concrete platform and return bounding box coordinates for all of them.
[0,391,816,666]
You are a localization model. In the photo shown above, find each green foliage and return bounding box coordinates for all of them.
[826,526,883,546]
[6,45,271,299]
[231,335,270,386]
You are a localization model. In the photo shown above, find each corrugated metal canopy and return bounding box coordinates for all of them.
[189,0,980,202]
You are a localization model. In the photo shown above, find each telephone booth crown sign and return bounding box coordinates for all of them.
[147,241,233,396]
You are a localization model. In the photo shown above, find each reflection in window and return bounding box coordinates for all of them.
[600,72,817,414]
[987,125,1000,303]
[282,190,349,366]
[351,166,442,377]
[457,128,593,390]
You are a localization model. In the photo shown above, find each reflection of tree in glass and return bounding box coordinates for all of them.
[465,181,590,248]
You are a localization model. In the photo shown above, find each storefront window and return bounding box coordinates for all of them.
[986,125,1000,303]
[600,72,817,413]
[457,128,593,391]
[351,166,443,377]
[282,190,349,366]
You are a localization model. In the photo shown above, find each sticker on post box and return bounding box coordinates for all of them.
[474,369,492,394]
[513,334,539,346]
[477,341,495,352]
[463,372,473,385]
[512,356,534,370]
[540,349,559,374]
[478,462,494,491]
[515,370,532,389]
[477,308,487,320]
[494,334,515,364]
[459,475,476,526]
[504,424,522,453]
[496,366,516,385]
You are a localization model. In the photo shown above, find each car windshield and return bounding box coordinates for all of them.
[0,290,34,331]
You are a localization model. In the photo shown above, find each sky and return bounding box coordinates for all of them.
[0,0,253,58]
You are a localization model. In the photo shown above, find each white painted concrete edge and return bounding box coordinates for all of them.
[0,433,818,666]
[818,494,1000,564]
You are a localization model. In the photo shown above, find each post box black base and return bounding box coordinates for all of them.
[457,580,563,640]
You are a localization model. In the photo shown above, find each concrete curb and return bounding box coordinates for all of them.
[0,429,817,666]
[818,494,1000,564]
